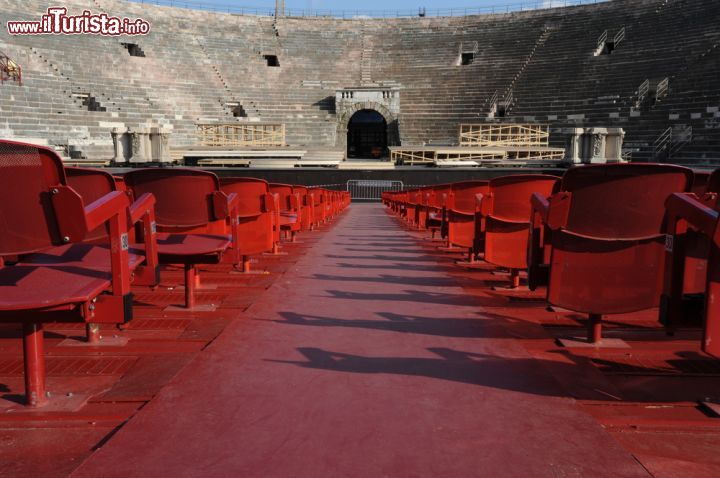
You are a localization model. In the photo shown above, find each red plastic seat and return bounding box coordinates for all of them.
[220,177,275,273]
[528,163,693,343]
[662,189,720,357]
[413,186,434,230]
[445,181,490,258]
[427,184,451,239]
[0,140,132,406]
[293,185,314,231]
[124,168,239,310]
[660,169,720,324]
[475,174,559,287]
[404,189,421,227]
[312,188,328,227]
[64,167,158,283]
[270,183,302,242]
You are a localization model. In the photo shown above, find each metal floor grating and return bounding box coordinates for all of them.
[591,357,720,377]
[124,319,192,331]
[132,292,229,306]
[0,357,136,376]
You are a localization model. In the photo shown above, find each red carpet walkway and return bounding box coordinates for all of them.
[73,203,649,477]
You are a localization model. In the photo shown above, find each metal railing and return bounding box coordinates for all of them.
[129,0,610,18]
[613,26,626,46]
[596,30,608,49]
[346,180,404,201]
[0,51,22,86]
[653,126,672,157]
[656,77,670,100]
[635,79,650,107]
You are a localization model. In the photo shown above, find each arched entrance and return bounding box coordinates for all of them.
[346,109,387,159]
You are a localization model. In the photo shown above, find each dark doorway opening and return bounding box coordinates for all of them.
[347,109,387,159]
[264,55,280,67]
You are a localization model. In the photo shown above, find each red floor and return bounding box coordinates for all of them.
[4,203,720,476]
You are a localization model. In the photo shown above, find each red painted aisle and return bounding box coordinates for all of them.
[73,203,648,477]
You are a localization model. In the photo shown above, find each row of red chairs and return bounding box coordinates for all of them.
[0,140,350,407]
[383,164,719,358]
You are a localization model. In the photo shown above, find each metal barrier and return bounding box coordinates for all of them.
[346,180,404,201]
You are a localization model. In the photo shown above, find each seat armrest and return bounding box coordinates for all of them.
[475,192,494,217]
[262,193,276,213]
[530,192,550,224]
[128,193,156,225]
[83,191,131,234]
[665,192,718,237]
[128,192,159,284]
[290,193,301,211]
[211,191,238,220]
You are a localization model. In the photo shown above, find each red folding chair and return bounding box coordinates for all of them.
[662,188,720,357]
[124,168,239,310]
[23,166,159,342]
[0,140,132,406]
[660,169,720,328]
[444,181,490,258]
[475,174,559,287]
[312,188,329,227]
[426,184,451,241]
[220,177,275,273]
[293,185,314,232]
[528,163,693,343]
[270,183,302,242]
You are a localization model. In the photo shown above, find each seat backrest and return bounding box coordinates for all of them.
[489,175,559,221]
[450,181,490,213]
[66,167,117,241]
[124,168,220,228]
[220,177,269,216]
[691,170,712,195]
[559,164,692,237]
[67,167,116,203]
[406,189,420,205]
[705,169,720,194]
[269,183,295,212]
[0,141,69,255]
[293,185,310,205]
[430,184,451,208]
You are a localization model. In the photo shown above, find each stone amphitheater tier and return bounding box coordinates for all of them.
[0,0,718,164]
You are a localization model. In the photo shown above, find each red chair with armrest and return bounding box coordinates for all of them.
[124,168,239,310]
[270,183,302,242]
[475,174,559,287]
[22,166,159,342]
[444,181,490,259]
[293,185,314,232]
[662,190,720,357]
[220,177,275,273]
[0,140,132,406]
[660,169,720,329]
[527,163,693,343]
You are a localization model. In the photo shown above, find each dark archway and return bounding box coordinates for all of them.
[347,109,387,159]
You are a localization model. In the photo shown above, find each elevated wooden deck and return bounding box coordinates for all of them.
[390,146,565,166]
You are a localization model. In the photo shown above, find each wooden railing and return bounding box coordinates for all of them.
[196,123,285,147]
[0,51,21,86]
[458,123,550,147]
